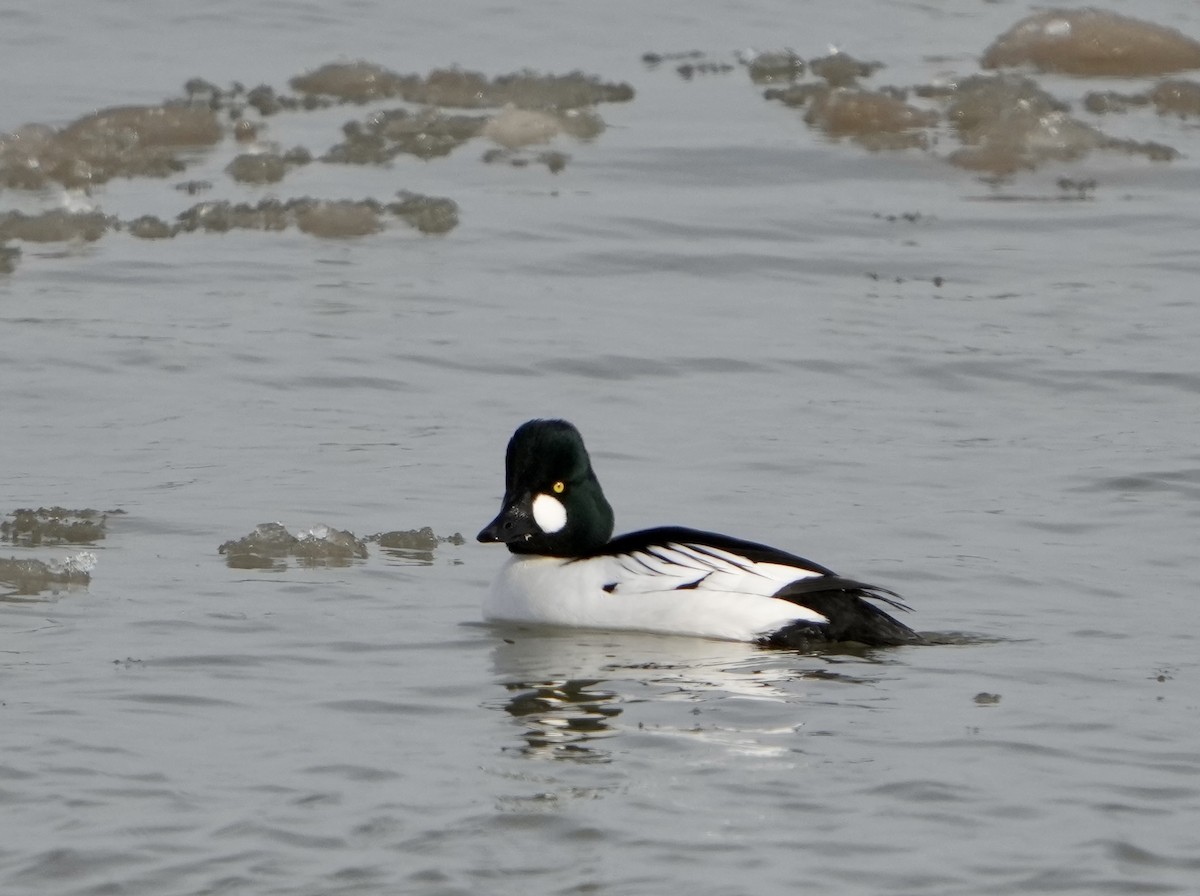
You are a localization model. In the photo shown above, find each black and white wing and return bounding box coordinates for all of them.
[584,526,919,645]
[590,526,827,595]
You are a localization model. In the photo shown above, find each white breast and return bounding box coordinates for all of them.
[482,547,828,643]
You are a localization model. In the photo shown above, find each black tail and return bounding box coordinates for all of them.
[761,576,922,648]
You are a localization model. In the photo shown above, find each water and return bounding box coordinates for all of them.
[4,1,1200,893]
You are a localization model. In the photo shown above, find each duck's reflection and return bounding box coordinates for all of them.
[501,678,622,761]
[488,626,829,761]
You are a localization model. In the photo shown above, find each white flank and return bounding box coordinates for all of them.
[531,493,567,533]
[482,548,828,643]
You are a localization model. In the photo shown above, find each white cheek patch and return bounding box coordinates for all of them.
[531,493,567,533]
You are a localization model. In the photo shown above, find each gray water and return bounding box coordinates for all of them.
[3,1,1200,894]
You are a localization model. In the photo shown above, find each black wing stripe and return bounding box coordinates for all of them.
[667,543,739,573]
[673,573,711,591]
[622,553,663,576]
[637,550,684,575]
[644,547,681,566]
[679,542,766,576]
[647,545,714,573]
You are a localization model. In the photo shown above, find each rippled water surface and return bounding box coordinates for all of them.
[4,1,1200,894]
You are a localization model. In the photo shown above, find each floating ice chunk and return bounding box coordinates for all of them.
[296,524,330,542]
[47,551,97,577]
[219,522,367,567]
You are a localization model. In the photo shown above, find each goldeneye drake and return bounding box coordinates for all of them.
[477,419,921,648]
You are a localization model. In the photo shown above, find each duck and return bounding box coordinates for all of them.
[477,419,921,648]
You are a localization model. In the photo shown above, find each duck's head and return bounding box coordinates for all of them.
[477,419,614,556]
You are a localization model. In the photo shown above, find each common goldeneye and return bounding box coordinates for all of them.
[477,419,921,648]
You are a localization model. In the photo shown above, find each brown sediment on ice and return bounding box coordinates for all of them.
[0,62,631,269]
[324,94,610,167]
[808,52,885,88]
[739,50,805,85]
[287,62,635,109]
[804,87,936,150]
[0,556,93,596]
[0,209,113,243]
[376,67,633,109]
[1149,79,1200,117]
[643,9,1200,182]
[982,9,1200,77]
[282,62,632,166]
[369,527,466,564]
[167,192,457,238]
[371,528,465,550]
[0,104,221,190]
[324,108,489,163]
[226,147,312,184]
[1,507,115,597]
[747,17,1190,174]
[389,191,459,234]
[765,76,935,152]
[0,191,456,244]
[1082,90,1153,114]
[293,199,384,238]
[288,61,415,103]
[2,507,119,545]
[1084,79,1200,117]
[939,74,1177,174]
[4,19,1200,274]
[218,523,369,570]
[218,522,464,569]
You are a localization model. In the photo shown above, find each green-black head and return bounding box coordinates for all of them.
[477,419,615,556]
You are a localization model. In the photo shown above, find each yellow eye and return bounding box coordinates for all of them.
[552,481,565,494]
